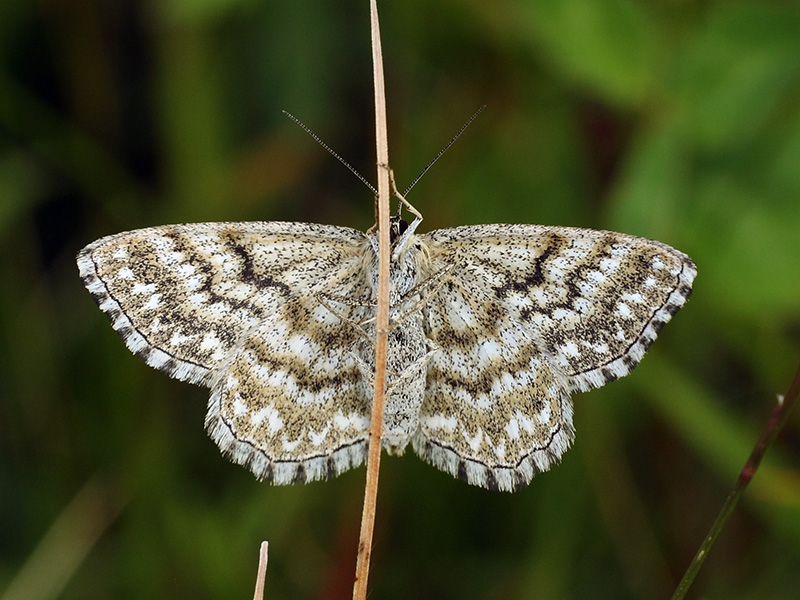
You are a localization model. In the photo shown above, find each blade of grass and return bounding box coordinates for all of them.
[1,476,125,600]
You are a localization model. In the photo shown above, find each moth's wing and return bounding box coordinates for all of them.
[413,224,696,491]
[77,221,369,386]
[421,224,696,392]
[206,291,375,485]
[413,302,575,492]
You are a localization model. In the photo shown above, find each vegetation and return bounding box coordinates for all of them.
[1,0,799,598]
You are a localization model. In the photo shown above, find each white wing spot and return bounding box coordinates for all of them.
[600,257,620,272]
[586,270,605,284]
[143,294,162,311]
[132,282,157,294]
[536,402,552,425]
[112,247,129,260]
[423,414,457,431]
[622,292,644,304]
[553,308,575,321]
[505,418,520,440]
[185,274,205,291]
[200,332,221,351]
[232,394,248,417]
[560,340,580,357]
[177,263,196,277]
[282,437,301,452]
[463,427,483,452]
[334,412,369,431]
[188,292,207,306]
[573,297,592,314]
[494,438,506,459]
[309,425,330,446]
[168,330,192,346]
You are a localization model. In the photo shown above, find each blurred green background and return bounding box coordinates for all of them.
[2,0,800,598]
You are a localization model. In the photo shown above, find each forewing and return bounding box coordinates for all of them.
[415,270,575,492]
[421,224,696,394]
[206,292,374,484]
[77,222,368,386]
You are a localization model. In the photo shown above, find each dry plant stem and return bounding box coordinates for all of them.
[671,361,800,600]
[352,1,391,599]
[252,541,269,600]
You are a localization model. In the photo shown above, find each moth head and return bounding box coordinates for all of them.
[389,217,409,245]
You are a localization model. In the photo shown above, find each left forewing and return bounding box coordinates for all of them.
[420,224,696,394]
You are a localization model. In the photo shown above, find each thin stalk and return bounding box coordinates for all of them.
[252,542,268,600]
[352,1,391,599]
[671,362,800,599]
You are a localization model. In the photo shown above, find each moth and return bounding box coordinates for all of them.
[78,207,695,491]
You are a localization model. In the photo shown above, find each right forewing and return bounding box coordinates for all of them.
[77,221,369,386]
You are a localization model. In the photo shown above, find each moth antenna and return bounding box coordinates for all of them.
[402,105,486,196]
[283,110,378,195]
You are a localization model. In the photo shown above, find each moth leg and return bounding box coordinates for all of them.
[347,264,455,334]
[315,293,373,343]
[391,264,455,325]
[375,163,424,255]
[383,349,437,396]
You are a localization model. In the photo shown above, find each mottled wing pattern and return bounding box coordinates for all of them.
[207,288,376,484]
[77,222,367,383]
[414,224,696,491]
[78,221,375,482]
[79,218,696,491]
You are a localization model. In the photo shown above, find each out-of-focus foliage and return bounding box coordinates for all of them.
[1,0,799,598]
